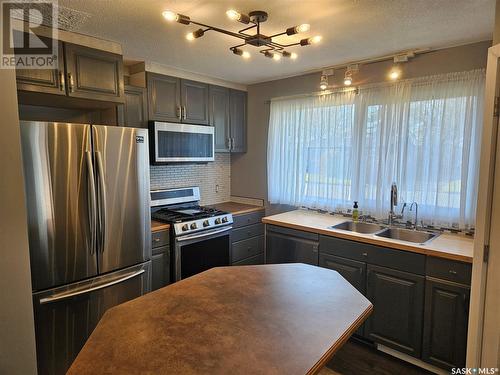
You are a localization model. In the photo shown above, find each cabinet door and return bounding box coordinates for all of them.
[147,73,180,122]
[16,40,65,95]
[229,89,247,152]
[319,253,366,336]
[209,85,230,151]
[152,252,170,291]
[266,230,319,265]
[122,85,148,128]
[181,79,209,125]
[366,264,425,357]
[422,278,469,370]
[64,43,124,102]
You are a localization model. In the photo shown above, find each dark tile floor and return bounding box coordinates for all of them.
[319,339,433,375]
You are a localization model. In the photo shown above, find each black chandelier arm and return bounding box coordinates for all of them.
[238,24,257,36]
[230,42,247,50]
[189,20,247,40]
[268,30,288,39]
[274,40,302,48]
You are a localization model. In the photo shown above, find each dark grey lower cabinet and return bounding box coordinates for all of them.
[151,252,170,291]
[365,264,425,357]
[266,225,319,265]
[319,253,366,335]
[422,278,469,369]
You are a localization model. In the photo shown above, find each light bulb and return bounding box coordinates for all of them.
[186,32,195,41]
[162,10,178,22]
[296,24,310,33]
[320,82,327,90]
[273,53,281,61]
[290,52,298,60]
[320,74,328,90]
[389,69,400,80]
[344,76,352,86]
[242,51,251,59]
[309,35,322,44]
[226,9,240,20]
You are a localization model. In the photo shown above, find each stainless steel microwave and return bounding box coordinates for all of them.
[150,121,215,164]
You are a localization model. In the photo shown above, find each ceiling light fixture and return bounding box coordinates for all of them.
[162,9,321,60]
[232,47,251,59]
[344,64,359,86]
[389,68,400,80]
[320,75,328,90]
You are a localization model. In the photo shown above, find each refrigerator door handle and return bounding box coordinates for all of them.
[39,269,145,304]
[85,151,97,255]
[95,151,107,254]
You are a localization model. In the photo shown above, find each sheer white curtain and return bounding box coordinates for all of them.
[267,69,485,228]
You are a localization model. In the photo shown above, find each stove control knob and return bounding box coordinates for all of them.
[222,216,228,223]
[203,220,210,227]
[214,218,222,225]
[190,223,197,230]
[181,224,189,231]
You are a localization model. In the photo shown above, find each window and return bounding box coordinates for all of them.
[267,69,485,229]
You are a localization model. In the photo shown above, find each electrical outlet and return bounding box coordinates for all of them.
[215,184,219,193]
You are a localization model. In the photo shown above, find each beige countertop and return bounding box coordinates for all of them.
[262,209,474,263]
[151,219,170,232]
[209,201,265,216]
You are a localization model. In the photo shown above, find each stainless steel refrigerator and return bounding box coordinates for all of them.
[20,121,152,375]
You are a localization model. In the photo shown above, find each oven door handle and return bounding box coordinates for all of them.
[176,226,232,242]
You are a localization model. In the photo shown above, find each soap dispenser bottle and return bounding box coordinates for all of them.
[352,201,359,222]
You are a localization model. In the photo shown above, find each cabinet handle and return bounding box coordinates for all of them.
[312,246,318,253]
[449,270,457,275]
[67,72,74,93]
[227,137,231,150]
[59,70,65,91]
[176,106,182,121]
[182,106,187,120]
[153,237,160,242]
[362,252,368,257]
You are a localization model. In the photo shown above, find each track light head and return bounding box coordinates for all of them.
[320,75,328,90]
[226,9,250,24]
[286,23,310,35]
[300,35,322,46]
[232,48,251,59]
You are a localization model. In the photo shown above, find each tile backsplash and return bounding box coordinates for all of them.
[150,154,231,205]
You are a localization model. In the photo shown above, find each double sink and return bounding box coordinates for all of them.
[329,221,438,245]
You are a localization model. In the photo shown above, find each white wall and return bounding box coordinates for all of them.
[0,69,38,374]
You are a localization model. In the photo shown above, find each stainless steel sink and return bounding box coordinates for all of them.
[329,221,386,234]
[375,227,439,244]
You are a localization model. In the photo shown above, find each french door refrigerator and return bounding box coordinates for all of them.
[20,121,152,375]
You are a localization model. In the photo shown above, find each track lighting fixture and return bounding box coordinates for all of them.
[389,68,400,80]
[232,47,251,59]
[162,9,321,60]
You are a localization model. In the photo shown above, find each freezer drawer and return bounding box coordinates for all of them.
[32,262,151,375]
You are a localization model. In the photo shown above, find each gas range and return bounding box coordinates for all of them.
[151,187,233,236]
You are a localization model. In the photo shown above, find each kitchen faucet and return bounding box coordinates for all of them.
[388,182,402,226]
[410,202,419,230]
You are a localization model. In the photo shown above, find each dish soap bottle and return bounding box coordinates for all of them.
[352,201,359,223]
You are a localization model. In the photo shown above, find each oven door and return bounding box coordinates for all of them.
[174,226,232,281]
[152,121,214,163]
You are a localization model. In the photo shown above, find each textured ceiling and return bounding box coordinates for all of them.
[58,0,495,84]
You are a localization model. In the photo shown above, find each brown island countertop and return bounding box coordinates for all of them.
[68,264,372,375]
[263,209,474,263]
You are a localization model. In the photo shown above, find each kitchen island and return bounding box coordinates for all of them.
[68,264,372,375]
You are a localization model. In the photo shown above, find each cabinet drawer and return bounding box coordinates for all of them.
[233,211,265,228]
[426,257,472,285]
[319,235,425,275]
[152,230,169,249]
[267,224,319,241]
[232,252,264,266]
[152,244,169,256]
[232,223,264,242]
[232,235,264,263]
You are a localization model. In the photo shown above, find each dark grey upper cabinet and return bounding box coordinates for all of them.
[209,85,230,151]
[365,264,425,358]
[266,226,319,265]
[16,41,65,95]
[147,73,181,122]
[64,43,124,102]
[181,79,209,125]
[422,278,469,370]
[229,89,247,152]
[122,85,148,128]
